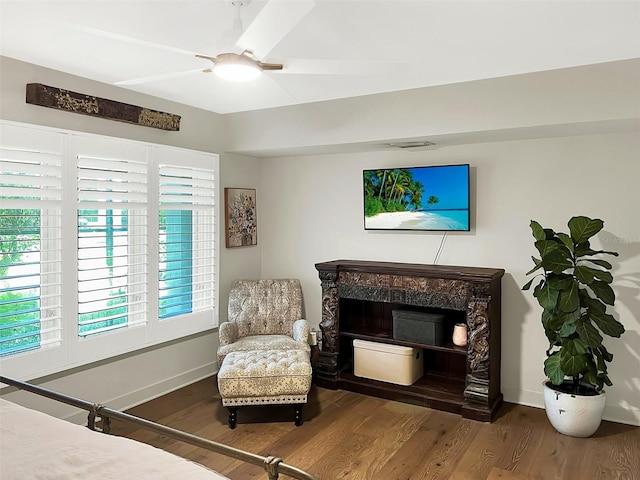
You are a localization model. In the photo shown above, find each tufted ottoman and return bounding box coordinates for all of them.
[217,349,312,429]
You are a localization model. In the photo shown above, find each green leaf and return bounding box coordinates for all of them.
[576,320,603,348]
[592,269,613,284]
[565,309,582,323]
[544,327,559,345]
[535,239,559,257]
[558,282,580,312]
[598,344,613,363]
[594,349,607,371]
[590,310,625,337]
[585,355,597,373]
[558,320,577,337]
[556,232,575,253]
[574,265,595,284]
[542,249,573,274]
[546,312,565,331]
[546,274,575,291]
[534,283,559,310]
[544,353,565,385]
[592,249,619,257]
[560,336,576,353]
[582,294,606,313]
[530,220,546,241]
[569,216,604,244]
[583,259,612,270]
[583,357,603,390]
[575,265,613,285]
[590,280,616,305]
[541,309,557,332]
[574,241,593,257]
[571,337,588,354]
[525,257,543,276]
[575,243,619,259]
[582,368,599,389]
[560,348,587,376]
[594,375,605,391]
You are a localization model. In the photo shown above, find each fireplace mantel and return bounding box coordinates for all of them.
[315,259,504,421]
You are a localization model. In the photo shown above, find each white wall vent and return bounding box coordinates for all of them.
[386,140,436,149]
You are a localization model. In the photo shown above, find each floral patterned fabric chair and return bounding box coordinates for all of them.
[216,279,312,428]
[217,279,311,367]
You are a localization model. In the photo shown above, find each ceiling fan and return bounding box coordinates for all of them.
[79,0,402,87]
[81,0,314,85]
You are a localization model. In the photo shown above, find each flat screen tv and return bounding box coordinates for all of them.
[363,164,470,231]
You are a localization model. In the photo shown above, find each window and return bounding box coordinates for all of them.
[158,161,215,321]
[0,122,219,380]
[0,127,63,359]
[0,207,43,354]
[77,155,148,337]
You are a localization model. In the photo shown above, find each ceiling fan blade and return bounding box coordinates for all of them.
[236,0,315,59]
[76,25,201,57]
[272,59,408,76]
[115,68,211,86]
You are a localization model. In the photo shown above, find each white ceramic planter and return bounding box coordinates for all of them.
[542,380,606,437]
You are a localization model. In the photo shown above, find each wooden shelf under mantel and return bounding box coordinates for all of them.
[340,327,468,356]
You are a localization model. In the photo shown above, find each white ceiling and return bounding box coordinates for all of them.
[1,0,639,115]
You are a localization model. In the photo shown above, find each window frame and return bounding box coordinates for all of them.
[0,121,219,380]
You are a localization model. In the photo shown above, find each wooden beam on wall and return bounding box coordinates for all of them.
[25,83,181,131]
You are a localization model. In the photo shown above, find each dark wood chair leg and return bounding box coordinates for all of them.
[227,407,238,429]
[294,404,304,426]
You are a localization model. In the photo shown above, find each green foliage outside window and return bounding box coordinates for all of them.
[0,209,39,276]
[0,209,41,355]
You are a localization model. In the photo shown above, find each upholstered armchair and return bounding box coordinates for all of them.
[217,279,311,367]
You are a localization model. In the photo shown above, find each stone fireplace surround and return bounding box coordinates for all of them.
[315,260,504,422]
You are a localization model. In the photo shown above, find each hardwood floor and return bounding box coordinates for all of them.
[110,377,640,480]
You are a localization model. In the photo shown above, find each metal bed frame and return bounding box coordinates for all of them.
[0,375,319,480]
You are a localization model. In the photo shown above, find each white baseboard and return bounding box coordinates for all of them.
[601,404,640,426]
[503,386,543,410]
[64,362,217,424]
[503,386,640,426]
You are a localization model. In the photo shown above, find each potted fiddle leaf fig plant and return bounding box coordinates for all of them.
[522,216,625,437]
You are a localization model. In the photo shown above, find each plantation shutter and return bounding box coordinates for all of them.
[1,121,220,379]
[0,126,63,355]
[158,154,215,319]
[76,149,148,337]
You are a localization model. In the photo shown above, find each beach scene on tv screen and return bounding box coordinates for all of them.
[364,165,469,231]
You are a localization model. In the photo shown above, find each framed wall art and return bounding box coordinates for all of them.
[224,188,257,248]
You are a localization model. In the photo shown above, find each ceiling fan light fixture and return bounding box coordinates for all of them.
[214,61,262,81]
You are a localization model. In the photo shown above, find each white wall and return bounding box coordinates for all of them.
[0,57,262,420]
[218,152,263,320]
[258,131,640,425]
